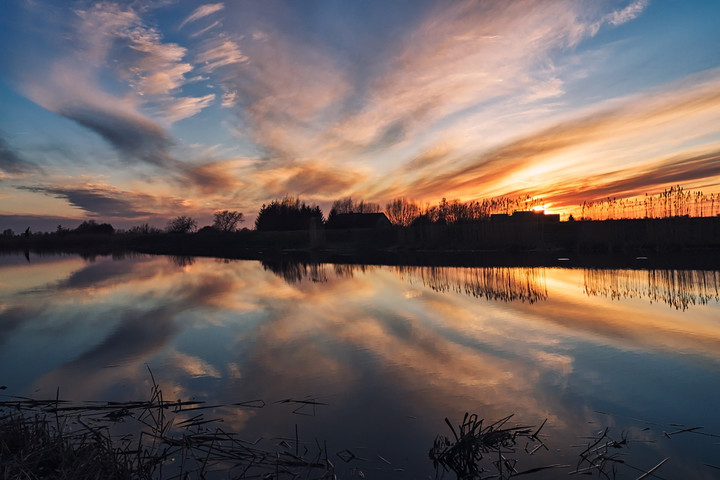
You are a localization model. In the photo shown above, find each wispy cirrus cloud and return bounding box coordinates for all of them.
[16,1,214,167]
[179,3,224,30]
[197,39,248,73]
[216,0,647,170]
[605,0,649,26]
[370,70,720,206]
[252,161,364,199]
[161,94,216,123]
[543,150,720,207]
[182,159,247,194]
[74,3,193,98]
[218,31,351,157]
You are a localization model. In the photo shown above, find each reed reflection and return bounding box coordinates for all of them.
[261,260,549,303]
[393,266,548,303]
[260,260,720,311]
[584,269,720,310]
[261,259,380,284]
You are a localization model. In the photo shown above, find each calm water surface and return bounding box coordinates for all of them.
[1,253,719,478]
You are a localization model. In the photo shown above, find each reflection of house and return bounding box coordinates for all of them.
[327,212,392,229]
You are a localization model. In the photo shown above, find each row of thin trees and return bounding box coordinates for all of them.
[384,196,546,226]
[579,186,720,221]
[168,186,720,234]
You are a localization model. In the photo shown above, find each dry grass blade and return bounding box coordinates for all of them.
[1,373,336,480]
[429,413,550,480]
[635,457,669,480]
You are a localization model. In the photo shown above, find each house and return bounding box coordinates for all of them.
[490,210,560,224]
[326,212,392,229]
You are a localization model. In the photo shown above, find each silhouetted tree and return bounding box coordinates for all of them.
[166,215,197,234]
[74,220,114,235]
[128,223,163,234]
[385,198,421,226]
[255,196,323,231]
[330,197,380,215]
[2,228,14,237]
[212,210,244,232]
[327,197,381,226]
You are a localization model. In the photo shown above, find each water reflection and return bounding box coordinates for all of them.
[261,258,330,283]
[260,259,380,284]
[394,265,548,303]
[260,259,720,310]
[584,269,720,310]
[1,254,719,479]
[170,255,196,267]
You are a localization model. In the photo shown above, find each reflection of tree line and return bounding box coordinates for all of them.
[261,260,378,284]
[258,260,720,309]
[260,260,548,303]
[583,269,720,310]
[394,266,548,303]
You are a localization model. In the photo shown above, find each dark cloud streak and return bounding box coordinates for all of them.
[57,105,175,168]
[548,150,720,205]
[0,134,41,175]
[19,186,152,218]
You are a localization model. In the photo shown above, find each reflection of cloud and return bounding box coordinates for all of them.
[0,306,37,348]
[4,257,719,476]
[32,306,180,399]
[510,268,720,361]
[170,351,221,378]
[54,257,141,290]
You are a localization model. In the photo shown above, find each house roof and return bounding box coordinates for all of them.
[328,212,391,229]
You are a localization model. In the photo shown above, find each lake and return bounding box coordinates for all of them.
[1,252,719,478]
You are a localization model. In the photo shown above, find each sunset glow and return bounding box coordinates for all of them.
[1,0,720,230]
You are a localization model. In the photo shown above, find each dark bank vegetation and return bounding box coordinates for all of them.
[3,187,720,266]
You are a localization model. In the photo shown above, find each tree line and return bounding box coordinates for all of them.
[5,185,719,238]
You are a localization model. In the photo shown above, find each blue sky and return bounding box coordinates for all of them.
[1,0,720,230]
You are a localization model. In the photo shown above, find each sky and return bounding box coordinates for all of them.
[1,0,720,231]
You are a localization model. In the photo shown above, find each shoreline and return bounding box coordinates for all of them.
[3,242,720,270]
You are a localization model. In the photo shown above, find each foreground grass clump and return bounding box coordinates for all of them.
[0,410,133,479]
[0,373,335,480]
